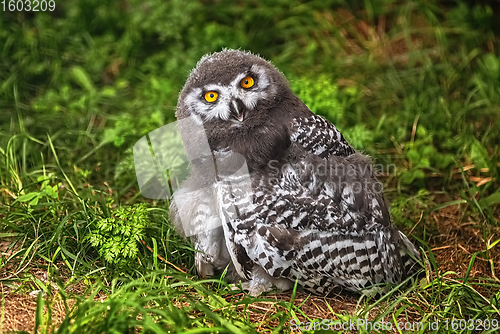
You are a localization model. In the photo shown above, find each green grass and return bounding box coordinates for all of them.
[1,0,500,333]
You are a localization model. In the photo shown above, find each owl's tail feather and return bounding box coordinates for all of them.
[398,231,423,277]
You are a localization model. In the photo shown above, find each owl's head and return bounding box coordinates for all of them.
[176,49,307,169]
[176,49,291,125]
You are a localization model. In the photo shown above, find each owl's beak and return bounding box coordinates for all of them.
[229,99,246,122]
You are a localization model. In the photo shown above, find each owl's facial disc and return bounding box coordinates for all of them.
[183,64,275,123]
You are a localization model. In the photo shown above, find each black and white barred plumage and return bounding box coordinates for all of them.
[291,116,354,158]
[170,49,421,296]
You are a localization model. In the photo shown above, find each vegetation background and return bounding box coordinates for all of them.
[1,0,499,332]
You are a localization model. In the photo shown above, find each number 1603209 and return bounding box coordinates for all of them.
[2,0,55,12]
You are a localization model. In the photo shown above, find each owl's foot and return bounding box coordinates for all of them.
[230,266,295,296]
[229,280,271,296]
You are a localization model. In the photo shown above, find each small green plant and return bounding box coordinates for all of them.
[86,203,149,267]
[15,175,61,213]
[399,124,456,188]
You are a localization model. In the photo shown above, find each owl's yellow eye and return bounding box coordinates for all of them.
[240,76,255,89]
[204,91,218,102]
